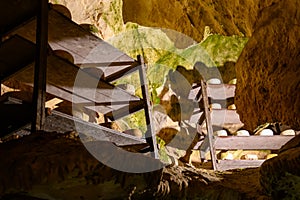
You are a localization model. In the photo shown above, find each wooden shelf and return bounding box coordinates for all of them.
[214,135,294,150]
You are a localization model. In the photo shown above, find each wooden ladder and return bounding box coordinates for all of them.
[0,0,49,132]
[0,3,159,159]
[194,80,294,171]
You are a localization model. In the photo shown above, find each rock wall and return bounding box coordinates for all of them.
[123,0,281,44]
[50,0,125,39]
[235,0,300,130]
[49,0,299,130]
[0,132,265,199]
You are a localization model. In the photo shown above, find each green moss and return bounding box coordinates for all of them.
[51,0,60,4]
[200,34,248,66]
[88,24,99,33]
[157,137,172,164]
[104,6,248,132]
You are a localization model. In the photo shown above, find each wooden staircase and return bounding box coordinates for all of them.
[189,78,294,171]
[0,2,159,158]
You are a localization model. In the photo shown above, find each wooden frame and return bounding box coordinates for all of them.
[31,0,48,132]
[193,79,294,171]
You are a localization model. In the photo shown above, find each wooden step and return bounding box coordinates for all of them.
[104,100,146,121]
[46,110,147,147]
[10,9,136,82]
[217,160,265,171]
[189,109,242,125]
[6,54,142,116]
[214,135,294,150]
[189,84,236,100]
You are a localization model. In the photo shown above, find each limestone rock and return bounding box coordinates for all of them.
[235,0,300,130]
[280,129,296,136]
[257,129,274,136]
[50,0,124,39]
[214,130,228,137]
[236,130,250,137]
[123,0,258,45]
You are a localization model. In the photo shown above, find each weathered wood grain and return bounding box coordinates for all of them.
[214,135,294,150]
[11,9,135,80]
[9,54,141,115]
[189,84,236,100]
[217,160,265,171]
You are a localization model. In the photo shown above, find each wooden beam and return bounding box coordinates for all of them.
[138,55,159,159]
[31,0,48,132]
[200,80,218,170]
[214,135,294,150]
[104,61,140,82]
[217,160,265,171]
[47,110,147,146]
[12,9,135,66]
[104,100,145,121]
[189,84,236,100]
[189,109,242,125]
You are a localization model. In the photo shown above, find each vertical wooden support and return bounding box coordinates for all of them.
[0,35,1,95]
[137,55,159,159]
[201,80,218,170]
[31,0,48,132]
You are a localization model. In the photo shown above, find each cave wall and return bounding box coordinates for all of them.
[123,0,281,43]
[50,0,299,130]
[235,0,300,130]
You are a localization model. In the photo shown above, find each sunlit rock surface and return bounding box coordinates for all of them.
[235,0,300,130]
[123,0,283,45]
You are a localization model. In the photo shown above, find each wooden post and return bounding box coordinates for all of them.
[201,80,218,170]
[31,0,48,132]
[137,55,159,159]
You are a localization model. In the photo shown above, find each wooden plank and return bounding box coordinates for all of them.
[138,56,159,159]
[9,55,142,115]
[214,135,294,150]
[46,110,146,146]
[11,9,135,77]
[0,100,148,147]
[189,84,236,100]
[31,0,48,132]
[102,61,140,82]
[81,63,137,81]
[210,109,242,125]
[207,84,236,99]
[217,160,265,171]
[200,80,217,170]
[104,100,145,121]
[0,35,35,81]
[189,109,242,125]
